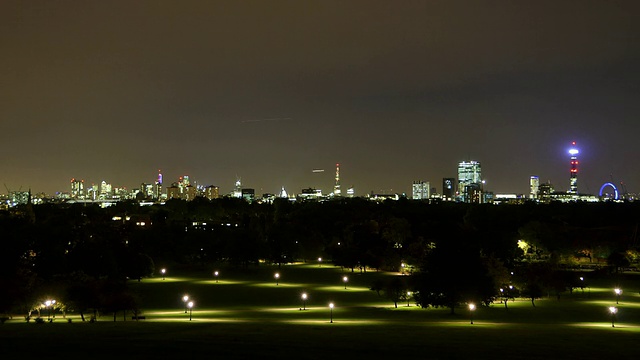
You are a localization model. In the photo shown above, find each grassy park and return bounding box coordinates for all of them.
[2,263,640,359]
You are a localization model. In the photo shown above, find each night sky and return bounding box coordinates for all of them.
[2,1,639,196]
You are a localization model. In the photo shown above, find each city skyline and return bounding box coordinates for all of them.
[12,142,616,199]
[2,1,639,196]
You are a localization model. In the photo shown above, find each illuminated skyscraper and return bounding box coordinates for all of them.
[442,178,455,200]
[347,186,355,197]
[155,170,163,199]
[530,176,540,199]
[233,178,242,198]
[70,178,84,199]
[333,163,341,196]
[100,180,112,200]
[457,161,482,202]
[568,142,579,194]
[412,181,430,200]
[205,185,219,200]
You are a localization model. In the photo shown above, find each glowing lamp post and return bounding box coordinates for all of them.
[275,272,280,286]
[407,292,412,307]
[301,293,308,310]
[468,303,476,324]
[318,257,322,267]
[609,306,617,327]
[45,300,56,321]
[182,295,189,313]
[329,302,334,323]
[161,268,166,280]
[214,271,219,283]
[614,288,622,304]
[343,276,348,290]
[188,301,194,321]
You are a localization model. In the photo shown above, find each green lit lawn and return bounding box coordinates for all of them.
[2,264,639,359]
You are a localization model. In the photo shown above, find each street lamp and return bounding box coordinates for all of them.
[343,276,348,290]
[275,272,280,286]
[161,268,166,280]
[182,295,189,313]
[609,306,617,327]
[188,301,194,321]
[614,288,622,304]
[329,302,334,323]
[468,303,476,324]
[45,300,56,321]
[406,291,412,307]
[214,271,219,283]
[301,293,308,310]
[318,257,322,267]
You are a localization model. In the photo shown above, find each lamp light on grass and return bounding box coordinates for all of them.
[407,291,412,307]
[161,268,166,280]
[188,301,194,321]
[614,288,622,304]
[275,272,280,286]
[329,302,334,323]
[301,293,308,310]
[182,295,189,313]
[214,271,219,283]
[609,306,617,327]
[343,276,348,290]
[468,303,476,324]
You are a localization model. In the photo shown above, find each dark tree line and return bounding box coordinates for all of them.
[1,198,638,316]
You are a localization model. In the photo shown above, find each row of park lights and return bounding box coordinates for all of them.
[274,272,349,289]
[161,268,350,288]
[163,268,624,327]
[162,268,221,284]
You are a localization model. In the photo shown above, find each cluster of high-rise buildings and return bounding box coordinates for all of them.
[64,171,220,203]
[412,160,485,203]
[412,142,633,204]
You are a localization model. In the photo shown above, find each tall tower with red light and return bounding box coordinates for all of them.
[334,163,341,196]
[568,142,579,194]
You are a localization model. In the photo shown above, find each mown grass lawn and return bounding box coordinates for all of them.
[2,264,639,359]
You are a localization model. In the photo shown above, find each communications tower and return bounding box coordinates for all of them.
[155,170,163,199]
[334,163,341,196]
[568,142,579,194]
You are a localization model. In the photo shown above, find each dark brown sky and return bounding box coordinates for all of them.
[2,0,639,196]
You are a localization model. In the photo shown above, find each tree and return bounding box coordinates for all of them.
[370,279,385,297]
[518,263,548,307]
[124,253,155,281]
[607,251,630,273]
[413,230,497,314]
[384,277,406,308]
[522,281,543,307]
